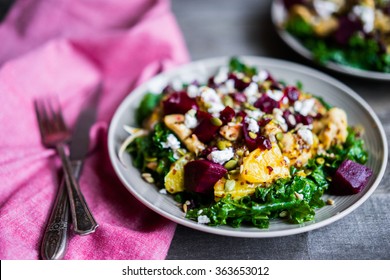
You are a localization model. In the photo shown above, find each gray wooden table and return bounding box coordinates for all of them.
[167,0,390,260]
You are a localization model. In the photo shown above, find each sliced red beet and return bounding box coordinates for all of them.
[193,111,220,143]
[333,16,363,45]
[294,113,313,125]
[330,159,373,195]
[162,91,198,115]
[241,117,272,151]
[228,73,250,91]
[184,160,227,194]
[284,86,300,103]
[254,94,280,114]
[219,106,235,124]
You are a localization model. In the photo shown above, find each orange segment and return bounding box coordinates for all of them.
[241,144,290,184]
[165,154,193,194]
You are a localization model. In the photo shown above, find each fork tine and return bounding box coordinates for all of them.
[53,96,68,132]
[34,98,49,138]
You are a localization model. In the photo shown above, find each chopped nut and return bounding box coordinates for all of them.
[279,211,288,218]
[141,173,154,183]
[294,192,304,200]
[327,199,335,205]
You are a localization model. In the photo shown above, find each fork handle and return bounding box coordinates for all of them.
[56,143,99,235]
[40,161,82,260]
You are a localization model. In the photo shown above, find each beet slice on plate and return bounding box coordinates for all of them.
[184,160,227,194]
[330,159,373,195]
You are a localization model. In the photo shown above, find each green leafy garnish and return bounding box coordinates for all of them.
[135,93,162,126]
[229,57,258,76]
[127,122,177,186]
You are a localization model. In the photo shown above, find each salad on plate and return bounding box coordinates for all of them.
[279,0,390,73]
[119,57,373,229]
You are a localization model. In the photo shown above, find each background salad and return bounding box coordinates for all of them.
[282,0,390,73]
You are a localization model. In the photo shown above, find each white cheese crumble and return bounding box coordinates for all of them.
[184,109,198,129]
[187,84,199,98]
[267,89,284,101]
[245,109,264,120]
[245,116,260,133]
[159,189,167,194]
[197,215,211,224]
[297,127,313,145]
[313,0,338,19]
[217,79,235,95]
[244,82,260,104]
[352,5,374,33]
[252,70,268,83]
[161,134,181,158]
[214,66,229,84]
[207,147,234,165]
[294,98,315,116]
[200,86,225,116]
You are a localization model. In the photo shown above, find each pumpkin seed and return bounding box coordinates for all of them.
[224,179,236,192]
[211,117,223,127]
[224,159,238,170]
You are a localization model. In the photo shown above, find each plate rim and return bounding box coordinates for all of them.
[108,55,388,238]
[270,0,390,81]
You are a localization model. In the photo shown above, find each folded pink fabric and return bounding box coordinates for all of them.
[0,0,189,259]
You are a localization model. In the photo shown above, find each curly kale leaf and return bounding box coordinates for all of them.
[127,122,177,186]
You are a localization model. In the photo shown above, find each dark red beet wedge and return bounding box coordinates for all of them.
[162,91,198,115]
[219,106,235,124]
[284,86,300,103]
[254,94,280,114]
[192,111,220,143]
[330,159,373,195]
[184,160,227,193]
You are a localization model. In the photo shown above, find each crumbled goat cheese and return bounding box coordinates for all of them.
[208,147,234,165]
[217,79,235,95]
[273,108,286,124]
[245,116,260,133]
[252,70,268,83]
[187,84,199,98]
[161,134,181,158]
[197,215,211,224]
[159,189,167,194]
[200,86,225,116]
[245,109,264,120]
[267,89,284,101]
[294,98,315,116]
[352,5,374,33]
[225,79,235,93]
[297,127,313,145]
[214,66,229,84]
[313,0,338,19]
[244,82,260,104]
[184,109,198,129]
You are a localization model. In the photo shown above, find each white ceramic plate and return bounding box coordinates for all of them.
[271,0,390,81]
[108,56,387,238]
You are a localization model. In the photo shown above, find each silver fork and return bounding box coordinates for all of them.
[34,97,98,236]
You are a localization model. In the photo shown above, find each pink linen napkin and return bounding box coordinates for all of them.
[0,0,189,259]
